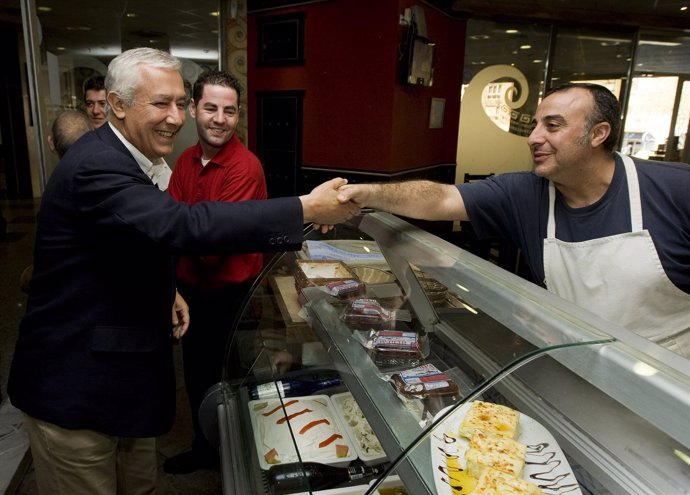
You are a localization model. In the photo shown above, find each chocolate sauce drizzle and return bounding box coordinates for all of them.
[433,432,467,491]
[527,442,580,494]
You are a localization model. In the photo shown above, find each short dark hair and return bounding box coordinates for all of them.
[192,70,243,105]
[83,76,105,100]
[545,82,621,153]
[51,110,93,158]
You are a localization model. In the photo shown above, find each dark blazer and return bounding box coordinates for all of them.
[9,124,304,437]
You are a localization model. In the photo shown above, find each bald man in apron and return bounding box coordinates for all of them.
[337,82,690,358]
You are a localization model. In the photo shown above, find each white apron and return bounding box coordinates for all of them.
[543,153,690,358]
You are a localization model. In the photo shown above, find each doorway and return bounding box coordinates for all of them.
[256,91,304,198]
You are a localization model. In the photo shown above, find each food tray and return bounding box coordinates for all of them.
[331,392,388,466]
[431,402,582,495]
[351,266,396,285]
[249,395,356,470]
[294,260,359,291]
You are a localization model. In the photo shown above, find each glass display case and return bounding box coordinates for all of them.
[213,212,690,495]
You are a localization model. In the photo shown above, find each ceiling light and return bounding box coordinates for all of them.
[639,40,682,46]
[681,6,688,11]
[209,11,220,17]
[170,48,219,61]
[505,29,519,34]
[37,6,52,12]
[469,34,490,40]
[520,45,531,50]
[56,47,66,51]
[533,59,543,63]
[126,12,137,18]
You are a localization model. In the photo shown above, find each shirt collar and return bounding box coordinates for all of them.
[192,133,239,168]
[108,122,171,190]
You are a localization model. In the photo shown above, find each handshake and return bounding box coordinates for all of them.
[299,178,373,232]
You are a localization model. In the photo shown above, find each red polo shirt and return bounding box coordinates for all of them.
[169,134,267,289]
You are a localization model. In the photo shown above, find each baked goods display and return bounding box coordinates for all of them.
[432,401,580,495]
[249,395,355,469]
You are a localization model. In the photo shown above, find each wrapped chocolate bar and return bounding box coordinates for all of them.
[389,363,459,399]
[341,298,411,329]
[368,330,421,356]
[322,279,366,299]
[367,329,425,369]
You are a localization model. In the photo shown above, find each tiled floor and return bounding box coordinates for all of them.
[0,198,221,495]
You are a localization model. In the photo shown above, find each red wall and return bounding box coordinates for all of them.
[391,6,466,172]
[248,0,466,174]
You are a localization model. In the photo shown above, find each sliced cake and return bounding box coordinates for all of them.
[472,467,543,495]
[459,401,520,439]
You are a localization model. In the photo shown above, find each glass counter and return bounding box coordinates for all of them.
[214,212,690,495]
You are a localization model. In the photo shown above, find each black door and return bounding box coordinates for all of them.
[0,22,32,198]
[256,91,303,198]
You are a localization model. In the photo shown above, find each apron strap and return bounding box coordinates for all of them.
[547,182,556,238]
[617,152,643,232]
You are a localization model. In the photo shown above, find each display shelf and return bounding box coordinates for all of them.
[215,213,690,495]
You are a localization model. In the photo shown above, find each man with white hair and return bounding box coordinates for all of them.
[9,47,358,494]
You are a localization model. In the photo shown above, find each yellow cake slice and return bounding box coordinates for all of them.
[465,445,525,479]
[472,467,543,495]
[459,401,520,439]
[468,430,527,460]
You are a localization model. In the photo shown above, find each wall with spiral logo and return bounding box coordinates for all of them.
[225,0,249,145]
[456,65,533,182]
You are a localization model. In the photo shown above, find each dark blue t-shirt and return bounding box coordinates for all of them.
[457,154,690,293]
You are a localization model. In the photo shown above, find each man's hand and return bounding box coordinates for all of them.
[172,290,190,339]
[300,178,361,233]
[336,183,374,208]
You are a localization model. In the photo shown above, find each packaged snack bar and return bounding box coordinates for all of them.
[390,363,459,399]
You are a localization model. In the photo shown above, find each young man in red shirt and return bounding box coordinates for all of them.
[166,71,267,473]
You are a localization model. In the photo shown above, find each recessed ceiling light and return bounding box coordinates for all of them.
[469,34,490,40]
[56,47,66,51]
[505,29,519,34]
[681,6,688,11]
[533,59,543,63]
[209,11,220,17]
[37,6,52,12]
[126,12,137,18]
[520,45,531,50]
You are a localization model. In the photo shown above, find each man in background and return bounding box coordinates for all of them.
[47,109,93,158]
[83,75,107,128]
[20,110,94,293]
[9,47,357,495]
[165,70,265,473]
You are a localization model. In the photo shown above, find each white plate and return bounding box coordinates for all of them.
[249,395,357,470]
[431,402,583,495]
